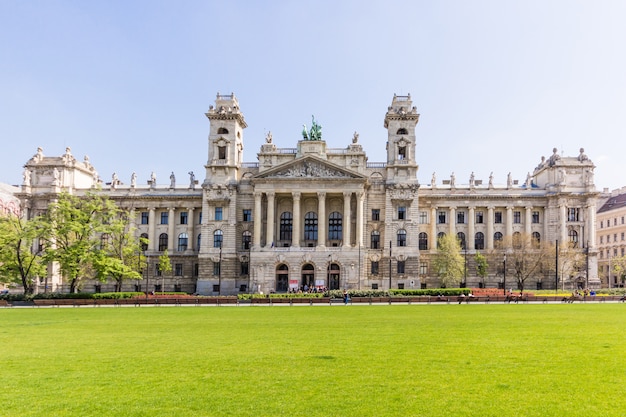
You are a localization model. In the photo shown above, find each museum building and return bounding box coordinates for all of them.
[16,93,600,294]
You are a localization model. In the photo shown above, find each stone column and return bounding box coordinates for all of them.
[525,206,532,237]
[449,206,456,237]
[253,192,262,248]
[317,192,326,247]
[168,207,175,252]
[430,207,437,250]
[559,202,567,243]
[188,207,195,251]
[506,206,513,239]
[343,192,352,247]
[587,204,596,247]
[266,191,275,248]
[292,192,301,247]
[487,206,494,250]
[356,191,364,247]
[148,208,156,251]
[468,207,475,250]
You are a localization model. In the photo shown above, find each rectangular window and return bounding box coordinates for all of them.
[243,209,252,222]
[475,211,484,224]
[213,261,221,276]
[615,218,618,226]
[600,220,603,229]
[532,211,540,224]
[175,263,183,276]
[513,211,521,224]
[141,211,149,225]
[614,233,618,243]
[160,212,168,225]
[240,261,249,276]
[397,261,405,274]
[371,261,379,275]
[600,236,603,244]
[398,207,406,220]
[494,211,502,224]
[568,208,580,222]
[180,212,188,225]
[155,265,162,277]
[457,211,465,224]
[198,212,203,224]
[419,262,428,275]
[194,263,199,277]
[215,207,223,221]
[438,211,446,224]
[371,283,379,290]
[622,232,624,241]
[372,209,380,221]
[419,211,428,224]
[218,146,226,160]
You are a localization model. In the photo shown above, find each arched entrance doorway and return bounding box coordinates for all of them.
[276,264,289,292]
[301,264,315,290]
[329,263,340,290]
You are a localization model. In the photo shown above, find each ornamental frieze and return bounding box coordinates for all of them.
[272,161,350,178]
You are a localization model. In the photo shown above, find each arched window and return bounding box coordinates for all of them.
[532,232,541,248]
[419,232,428,250]
[512,232,522,249]
[279,212,293,241]
[397,229,407,247]
[494,232,503,248]
[328,212,342,240]
[457,232,466,250]
[178,233,188,251]
[242,231,251,250]
[217,127,229,134]
[396,128,408,135]
[569,229,578,248]
[475,232,485,250]
[158,233,168,251]
[371,230,380,249]
[304,212,318,241]
[140,233,149,252]
[437,232,446,249]
[213,230,223,248]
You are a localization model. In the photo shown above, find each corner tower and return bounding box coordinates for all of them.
[384,94,420,184]
[204,93,247,185]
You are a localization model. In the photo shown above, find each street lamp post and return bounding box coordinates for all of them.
[388,240,392,291]
[218,241,222,296]
[502,254,507,295]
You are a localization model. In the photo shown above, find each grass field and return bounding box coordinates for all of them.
[1,304,625,416]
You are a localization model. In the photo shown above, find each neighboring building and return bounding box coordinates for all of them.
[0,182,21,217]
[596,187,626,287]
[16,93,600,294]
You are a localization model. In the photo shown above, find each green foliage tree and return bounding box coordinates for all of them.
[0,214,47,294]
[157,251,172,294]
[432,234,465,287]
[611,255,626,287]
[39,191,140,293]
[474,251,488,287]
[93,210,146,292]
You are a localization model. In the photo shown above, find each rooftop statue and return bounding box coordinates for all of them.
[302,115,322,141]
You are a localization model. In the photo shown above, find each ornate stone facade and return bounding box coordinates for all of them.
[16,93,600,293]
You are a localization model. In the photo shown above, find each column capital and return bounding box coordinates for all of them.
[292,191,301,200]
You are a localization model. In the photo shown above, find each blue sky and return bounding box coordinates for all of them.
[1,0,625,192]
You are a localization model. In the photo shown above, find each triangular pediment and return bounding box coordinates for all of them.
[254,156,366,180]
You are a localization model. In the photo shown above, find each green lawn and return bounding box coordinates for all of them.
[1,304,625,416]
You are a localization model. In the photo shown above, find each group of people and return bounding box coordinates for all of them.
[288,285,328,294]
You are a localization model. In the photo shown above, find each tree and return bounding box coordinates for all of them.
[474,251,488,287]
[556,241,585,290]
[0,214,47,294]
[505,233,555,294]
[432,234,465,287]
[611,255,626,288]
[157,251,172,294]
[93,209,146,292]
[39,191,137,293]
